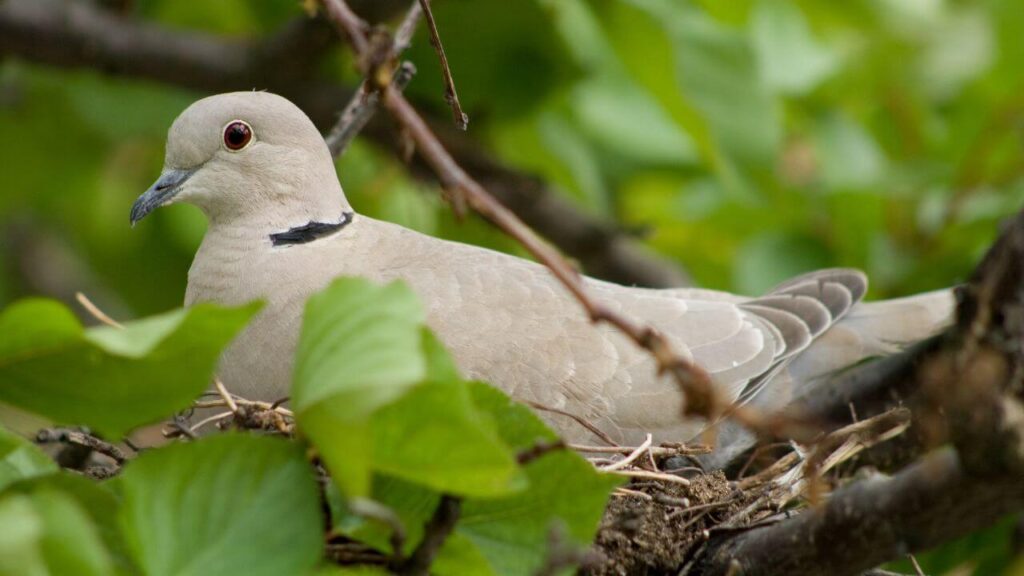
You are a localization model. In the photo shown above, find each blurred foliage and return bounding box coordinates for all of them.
[2,0,1024,572]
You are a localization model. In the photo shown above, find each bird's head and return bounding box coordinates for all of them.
[131,92,349,228]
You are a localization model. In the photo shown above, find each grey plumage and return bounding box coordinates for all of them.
[132,92,955,448]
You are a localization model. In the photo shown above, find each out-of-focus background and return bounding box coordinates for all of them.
[1,0,1022,571]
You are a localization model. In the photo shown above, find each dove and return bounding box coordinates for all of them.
[130,92,955,447]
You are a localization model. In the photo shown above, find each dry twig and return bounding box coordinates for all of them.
[415,0,467,129]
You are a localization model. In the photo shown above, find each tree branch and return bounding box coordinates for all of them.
[395,495,461,576]
[697,449,1023,576]
[692,207,1024,575]
[0,0,689,288]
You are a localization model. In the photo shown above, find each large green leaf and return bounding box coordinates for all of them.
[750,0,838,95]
[293,279,425,416]
[599,0,781,190]
[0,426,56,493]
[338,383,619,576]
[293,278,426,496]
[4,473,134,575]
[445,383,621,576]
[369,330,521,497]
[0,299,259,438]
[118,434,322,576]
[297,281,521,497]
[0,489,113,576]
[370,379,523,498]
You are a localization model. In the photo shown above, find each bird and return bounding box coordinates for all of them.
[130,92,955,449]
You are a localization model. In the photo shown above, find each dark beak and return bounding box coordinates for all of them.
[130,168,195,226]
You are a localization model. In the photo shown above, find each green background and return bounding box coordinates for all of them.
[1,0,1022,572]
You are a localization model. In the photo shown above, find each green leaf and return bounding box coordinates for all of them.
[342,383,618,576]
[119,434,322,576]
[0,489,114,576]
[814,112,887,191]
[293,279,425,416]
[600,0,781,185]
[0,426,56,493]
[0,299,260,438]
[734,232,832,295]
[5,473,134,575]
[294,278,426,496]
[316,566,392,576]
[441,384,620,576]
[370,378,523,497]
[299,291,520,498]
[750,0,838,94]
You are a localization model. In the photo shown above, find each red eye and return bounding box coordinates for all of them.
[223,120,252,151]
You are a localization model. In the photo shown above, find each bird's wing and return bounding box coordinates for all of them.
[702,287,955,469]
[734,268,868,405]
[358,220,783,443]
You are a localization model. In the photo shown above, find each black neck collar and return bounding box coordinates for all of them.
[270,212,354,247]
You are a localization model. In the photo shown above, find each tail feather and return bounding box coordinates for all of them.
[734,268,869,407]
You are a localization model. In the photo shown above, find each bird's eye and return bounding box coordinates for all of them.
[223,120,253,151]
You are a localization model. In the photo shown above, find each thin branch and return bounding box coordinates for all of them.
[525,401,620,447]
[188,410,234,433]
[326,62,416,157]
[395,494,461,576]
[75,292,123,328]
[600,433,652,471]
[605,468,690,486]
[392,2,423,53]
[214,378,239,414]
[35,427,128,465]
[516,438,567,465]
[569,442,712,457]
[347,497,408,565]
[416,0,468,129]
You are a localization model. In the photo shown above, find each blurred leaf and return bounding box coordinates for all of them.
[0,299,259,438]
[750,0,838,94]
[814,112,887,191]
[0,489,113,576]
[572,76,698,165]
[318,567,392,576]
[4,473,134,575]
[119,434,322,576]
[919,7,993,99]
[404,0,578,118]
[293,278,425,496]
[887,514,1019,575]
[66,75,195,140]
[599,0,779,195]
[734,232,831,295]
[134,0,270,34]
[0,426,56,493]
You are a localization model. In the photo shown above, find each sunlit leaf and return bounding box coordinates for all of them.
[0,299,260,438]
[750,0,838,94]
[0,426,56,493]
[119,434,322,576]
[0,489,113,576]
[293,278,425,496]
